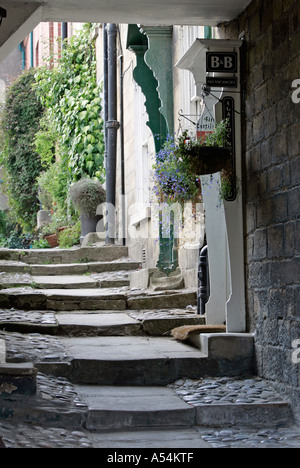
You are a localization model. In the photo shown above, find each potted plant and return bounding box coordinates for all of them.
[69,178,106,240]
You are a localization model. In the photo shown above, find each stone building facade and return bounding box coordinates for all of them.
[219,0,300,417]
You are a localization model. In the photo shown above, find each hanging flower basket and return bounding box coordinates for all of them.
[183,145,232,176]
[152,120,237,206]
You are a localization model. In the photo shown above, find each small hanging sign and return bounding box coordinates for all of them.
[206,76,238,88]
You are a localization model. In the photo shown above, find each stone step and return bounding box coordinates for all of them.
[35,334,255,386]
[0,246,129,265]
[0,274,130,290]
[0,288,128,311]
[74,383,292,432]
[0,288,197,311]
[76,385,195,431]
[0,375,292,435]
[0,309,205,337]
[56,311,206,337]
[0,260,141,276]
[127,290,197,310]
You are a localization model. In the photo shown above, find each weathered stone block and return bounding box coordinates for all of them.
[0,363,37,396]
[256,197,273,227]
[253,228,267,260]
[267,225,284,259]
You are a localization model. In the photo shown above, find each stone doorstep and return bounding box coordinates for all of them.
[199,333,255,360]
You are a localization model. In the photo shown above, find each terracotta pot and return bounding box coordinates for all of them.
[44,234,59,248]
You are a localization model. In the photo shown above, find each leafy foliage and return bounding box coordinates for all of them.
[34,24,105,185]
[58,220,81,248]
[32,237,51,249]
[37,162,70,215]
[0,69,45,232]
[0,210,34,248]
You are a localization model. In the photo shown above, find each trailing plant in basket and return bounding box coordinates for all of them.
[152,136,201,206]
[152,119,235,205]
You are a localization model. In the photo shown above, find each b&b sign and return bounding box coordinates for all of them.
[206,52,238,73]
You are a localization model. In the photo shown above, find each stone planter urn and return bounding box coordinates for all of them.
[80,214,103,242]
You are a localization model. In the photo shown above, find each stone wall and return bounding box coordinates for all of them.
[219,0,300,418]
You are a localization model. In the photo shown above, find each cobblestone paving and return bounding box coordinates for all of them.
[196,426,300,448]
[0,330,67,363]
[169,376,287,405]
[1,329,300,448]
[0,422,94,448]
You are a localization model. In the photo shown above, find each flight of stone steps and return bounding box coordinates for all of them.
[0,245,293,434]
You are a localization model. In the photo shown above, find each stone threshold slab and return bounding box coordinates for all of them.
[74,385,195,431]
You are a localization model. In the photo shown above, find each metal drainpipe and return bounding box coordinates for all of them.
[62,22,68,46]
[119,53,126,246]
[105,23,120,245]
[103,24,108,165]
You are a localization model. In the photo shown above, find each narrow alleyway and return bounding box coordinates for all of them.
[0,244,300,449]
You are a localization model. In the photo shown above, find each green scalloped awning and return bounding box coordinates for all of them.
[126,24,148,49]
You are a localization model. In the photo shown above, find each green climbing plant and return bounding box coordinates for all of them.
[0,68,45,232]
[34,23,105,185]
